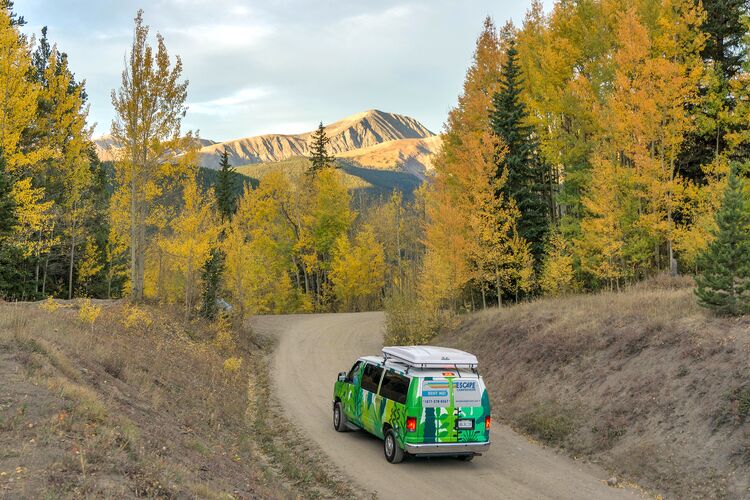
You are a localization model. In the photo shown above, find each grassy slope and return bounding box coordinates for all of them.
[437,276,750,500]
[0,301,355,499]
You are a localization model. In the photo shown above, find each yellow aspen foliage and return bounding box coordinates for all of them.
[420,18,506,309]
[672,159,730,270]
[302,168,352,269]
[0,9,45,172]
[37,49,94,299]
[223,177,300,317]
[160,176,220,317]
[77,236,103,295]
[506,231,535,301]
[539,230,579,297]
[577,158,630,287]
[213,314,236,353]
[121,305,152,331]
[104,227,129,298]
[39,296,60,313]
[77,298,101,331]
[111,10,190,301]
[10,177,54,258]
[330,225,386,311]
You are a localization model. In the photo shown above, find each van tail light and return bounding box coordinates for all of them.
[485,415,491,430]
[406,417,417,433]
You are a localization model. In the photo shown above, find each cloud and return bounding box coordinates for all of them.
[165,23,275,51]
[189,86,271,116]
[342,4,415,28]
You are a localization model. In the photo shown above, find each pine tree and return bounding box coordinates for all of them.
[0,151,15,238]
[701,0,748,78]
[308,122,335,175]
[215,149,237,221]
[695,165,750,316]
[200,247,224,320]
[490,38,550,264]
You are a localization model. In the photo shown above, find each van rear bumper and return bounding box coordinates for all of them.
[404,441,490,456]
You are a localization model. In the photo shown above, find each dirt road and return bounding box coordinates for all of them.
[251,312,642,499]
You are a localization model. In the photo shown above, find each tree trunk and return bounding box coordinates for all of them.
[42,251,50,295]
[35,228,42,293]
[496,271,502,307]
[68,217,77,300]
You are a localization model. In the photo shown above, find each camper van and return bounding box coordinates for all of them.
[332,346,491,463]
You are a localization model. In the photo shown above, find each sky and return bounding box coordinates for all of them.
[17,0,552,142]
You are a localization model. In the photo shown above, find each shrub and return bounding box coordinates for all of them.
[223,357,242,374]
[78,299,101,331]
[517,403,575,445]
[40,296,60,313]
[122,305,152,330]
[213,314,236,352]
[384,287,437,346]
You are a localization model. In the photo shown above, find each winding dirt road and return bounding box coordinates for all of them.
[251,312,643,499]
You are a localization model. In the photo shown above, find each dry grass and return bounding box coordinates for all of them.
[0,299,352,499]
[438,275,750,500]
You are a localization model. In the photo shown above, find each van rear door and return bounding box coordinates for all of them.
[419,377,458,443]
[418,374,489,444]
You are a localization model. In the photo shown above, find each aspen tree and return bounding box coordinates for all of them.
[111,10,189,302]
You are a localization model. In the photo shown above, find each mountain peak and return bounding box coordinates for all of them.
[195,110,436,168]
[92,110,441,175]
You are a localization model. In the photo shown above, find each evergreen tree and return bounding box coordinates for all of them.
[215,149,237,221]
[701,0,748,78]
[695,165,750,316]
[490,38,550,263]
[0,151,15,239]
[678,0,748,182]
[200,247,224,320]
[308,122,335,175]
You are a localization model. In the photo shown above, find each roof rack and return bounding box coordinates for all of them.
[382,346,478,370]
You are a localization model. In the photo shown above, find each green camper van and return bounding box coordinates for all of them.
[332,346,491,463]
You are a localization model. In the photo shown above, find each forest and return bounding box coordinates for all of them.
[1,0,749,336]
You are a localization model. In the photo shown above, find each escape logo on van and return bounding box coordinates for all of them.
[453,380,481,406]
[454,381,477,391]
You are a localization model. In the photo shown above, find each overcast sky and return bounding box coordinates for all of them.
[17,0,552,142]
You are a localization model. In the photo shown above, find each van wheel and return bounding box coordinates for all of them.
[457,454,475,462]
[333,402,347,432]
[384,429,404,464]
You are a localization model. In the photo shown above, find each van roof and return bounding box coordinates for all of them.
[382,346,478,369]
[359,353,481,379]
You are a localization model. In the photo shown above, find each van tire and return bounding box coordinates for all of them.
[333,402,347,432]
[457,454,475,462]
[384,429,404,464]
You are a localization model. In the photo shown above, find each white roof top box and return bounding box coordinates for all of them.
[382,346,479,369]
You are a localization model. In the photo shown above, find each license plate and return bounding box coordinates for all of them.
[457,419,474,430]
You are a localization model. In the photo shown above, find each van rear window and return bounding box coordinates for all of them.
[361,363,383,393]
[379,371,409,404]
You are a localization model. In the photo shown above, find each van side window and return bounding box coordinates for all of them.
[346,361,362,383]
[379,370,410,404]
[361,363,384,393]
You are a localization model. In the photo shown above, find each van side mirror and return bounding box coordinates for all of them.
[338,371,347,382]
